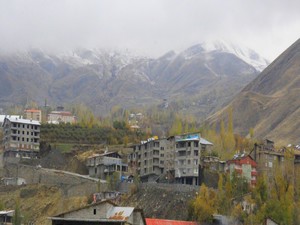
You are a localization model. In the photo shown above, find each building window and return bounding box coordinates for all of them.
[93,209,96,215]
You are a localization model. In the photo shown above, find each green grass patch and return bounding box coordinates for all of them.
[54,143,74,153]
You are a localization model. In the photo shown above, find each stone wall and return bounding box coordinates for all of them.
[3,163,107,197]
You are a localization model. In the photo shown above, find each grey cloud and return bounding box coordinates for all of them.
[0,0,299,60]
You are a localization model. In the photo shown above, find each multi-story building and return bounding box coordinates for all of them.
[24,109,42,122]
[174,134,213,185]
[128,137,169,182]
[86,152,128,180]
[128,133,213,185]
[47,111,76,124]
[226,154,257,187]
[2,116,40,158]
[0,115,22,127]
[250,139,300,187]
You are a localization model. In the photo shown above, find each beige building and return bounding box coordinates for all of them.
[2,116,40,158]
[24,109,42,122]
[48,111,76,124]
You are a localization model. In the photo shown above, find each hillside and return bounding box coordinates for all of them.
[207,38,300,145]
[0,184,88,225]
[0,42,266,119]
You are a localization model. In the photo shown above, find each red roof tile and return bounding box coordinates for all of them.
[146,218,199,225]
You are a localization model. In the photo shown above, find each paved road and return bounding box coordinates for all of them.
[39,167,107,183]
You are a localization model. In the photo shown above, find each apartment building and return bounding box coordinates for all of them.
[24,109,42,122]
[174,134,213,185]
[86,152,128,180]
[2,116,40,158]
[128,133,213,185]
[250,139,300,187]
[128,137,169,182]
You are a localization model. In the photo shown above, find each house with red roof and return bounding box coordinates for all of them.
[226,154,257,187]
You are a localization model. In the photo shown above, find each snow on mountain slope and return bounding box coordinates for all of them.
[201,40,269,71]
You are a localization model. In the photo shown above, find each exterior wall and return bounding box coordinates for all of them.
[62,202,113,219]
[174,140,200,184]
[266,218,278,225]
[133,211,145,225]
[2,177,26,185]
[164,137,175,180]
[2,118,40,156]
[4,163,104,197]
[128,135,213,185]
[87,154,127,180]
[24,109,42,122]
[226,155,257,186]
[129,138,169,181]
[48,111,76,124]
[256,151,284,183]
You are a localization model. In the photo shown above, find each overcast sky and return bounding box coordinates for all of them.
[1,0,299,61]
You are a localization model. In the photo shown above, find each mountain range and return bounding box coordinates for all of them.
[0,41,267,120]
[207,38,300,145]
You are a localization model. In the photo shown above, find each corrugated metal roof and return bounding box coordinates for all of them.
[49,217,126,222]
[107,207,134,221]
[146,218,199,225]
[200,138,213,145]
[0,210,14,216]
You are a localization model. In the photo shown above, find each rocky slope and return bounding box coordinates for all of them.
[0,42,267,118]
[207,38,300,145]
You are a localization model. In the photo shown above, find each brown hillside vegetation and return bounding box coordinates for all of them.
[0,184,88,225]
[207,38,300,145]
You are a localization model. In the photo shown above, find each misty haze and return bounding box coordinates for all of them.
[0,1,300,225]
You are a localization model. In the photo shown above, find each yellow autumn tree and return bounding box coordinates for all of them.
[190,184,217,223]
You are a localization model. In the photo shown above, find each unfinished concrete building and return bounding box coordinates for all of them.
[128,133,213,185]
[86,152,128,180]
[2,116,40,158]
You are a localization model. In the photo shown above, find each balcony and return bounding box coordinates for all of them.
[153,160,160,166]
[153,154,160,159]
[251,170,257,176]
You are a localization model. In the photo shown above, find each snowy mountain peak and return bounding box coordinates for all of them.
[201,40,269,71]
